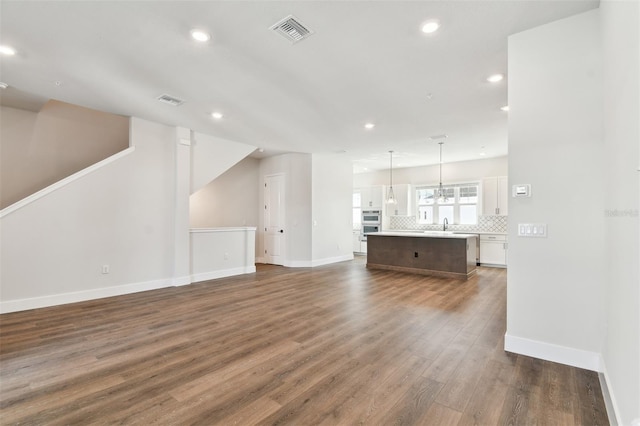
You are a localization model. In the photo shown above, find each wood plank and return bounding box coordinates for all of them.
[0,259,609,425]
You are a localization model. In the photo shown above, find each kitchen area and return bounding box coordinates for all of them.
[353,156,509,275]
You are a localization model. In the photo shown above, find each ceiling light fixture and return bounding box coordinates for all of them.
[436,141,449,203]
[500,105,509,111]
[364,123,375,130]
[386,151,397,205]
[0,82,8,89]
[0,45,16,56]
[421,20,440,34]
[487,74,504,83]
[190,29,211,42]
[211,112,223,119]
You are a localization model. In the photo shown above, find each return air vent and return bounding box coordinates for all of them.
[156,94,185,107]
[270,15,313,43]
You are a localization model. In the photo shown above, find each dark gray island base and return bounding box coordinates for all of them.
[366,232,478,280]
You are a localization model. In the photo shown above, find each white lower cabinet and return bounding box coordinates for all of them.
[353,232,361,252]
[479,234,507,267]
[353,232,367,253]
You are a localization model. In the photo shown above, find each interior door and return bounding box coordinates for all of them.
[264,174,285,265]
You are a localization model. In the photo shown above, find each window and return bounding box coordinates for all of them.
[416,183,479,225]
[353,192,362,228]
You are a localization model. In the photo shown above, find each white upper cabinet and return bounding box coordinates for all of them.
[359,186,383,209]
[482,176,508,216]
[385,184,411,216]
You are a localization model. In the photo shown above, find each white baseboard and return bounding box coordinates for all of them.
[172,275,191,286]
[0,277,172,314]
[283,254,354,268]
[190,266,256,283]
[600,360,623,426]
[310,254,354,267]
[258,254,354,268]
[504,333,603,372]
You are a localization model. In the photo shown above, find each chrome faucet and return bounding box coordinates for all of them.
[443,217,449,231]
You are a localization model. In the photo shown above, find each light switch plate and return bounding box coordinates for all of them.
[518,223,547,238]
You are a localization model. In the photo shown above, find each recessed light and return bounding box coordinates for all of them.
[500,105,509,111]
[211,112,223,119]
[190,29,211,42]
[479,152,486,156]
[364,123,375,130]
[487,74,504,83]
[421,20,440,34]
[0,45,16,56]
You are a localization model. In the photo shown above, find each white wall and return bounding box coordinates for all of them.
[311,153,354,265]
[601,0,640,424]
[190,131,256,194]
[354,156,507,188]
[506,9,606,369]
[190,156,260,229]
[0,118,179,311]
[258,153,312,266]
[190,228,256,282]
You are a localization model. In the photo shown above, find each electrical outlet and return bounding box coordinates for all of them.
[102,265,110,274]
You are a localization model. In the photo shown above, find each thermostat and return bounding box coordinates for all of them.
[512,184,531,197]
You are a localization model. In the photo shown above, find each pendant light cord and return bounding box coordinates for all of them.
[387,150,396,204]
[438,142,447,202]
[439,143,443,186]
[389,151,393,189]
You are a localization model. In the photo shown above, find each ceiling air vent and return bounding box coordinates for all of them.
[156,94,185,107]
[270,15,313,43]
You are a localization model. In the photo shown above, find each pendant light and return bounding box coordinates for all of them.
[386,150,397,205]
[436,141,449,203]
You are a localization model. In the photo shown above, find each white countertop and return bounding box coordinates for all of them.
[384,230,507,236]
[368,231,478,239]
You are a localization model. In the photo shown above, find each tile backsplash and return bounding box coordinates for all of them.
[389,215,507,233]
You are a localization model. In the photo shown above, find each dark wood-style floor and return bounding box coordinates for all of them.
[0,257,608,425]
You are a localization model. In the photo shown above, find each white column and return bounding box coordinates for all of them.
[173,127,192,285]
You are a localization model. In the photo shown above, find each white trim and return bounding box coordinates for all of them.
[0,147,136,218]
[0,276,172,314]
[172,276,192,287]
[191,266,256,283]
[284,260,313,267]
[190,227,257,233]
[504,333,603,372]
[255,257,266,264]
[600,360,623,426]
[283,254,354,268]
[310,254,355,267]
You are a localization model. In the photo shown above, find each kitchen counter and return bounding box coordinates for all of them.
[384,230,507,236]
[370,231,477,239]
[366,232,477,280]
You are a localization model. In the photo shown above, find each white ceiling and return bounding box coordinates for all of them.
[0,0,599,172]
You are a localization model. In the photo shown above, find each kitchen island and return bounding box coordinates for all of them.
[366,231,477,280]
